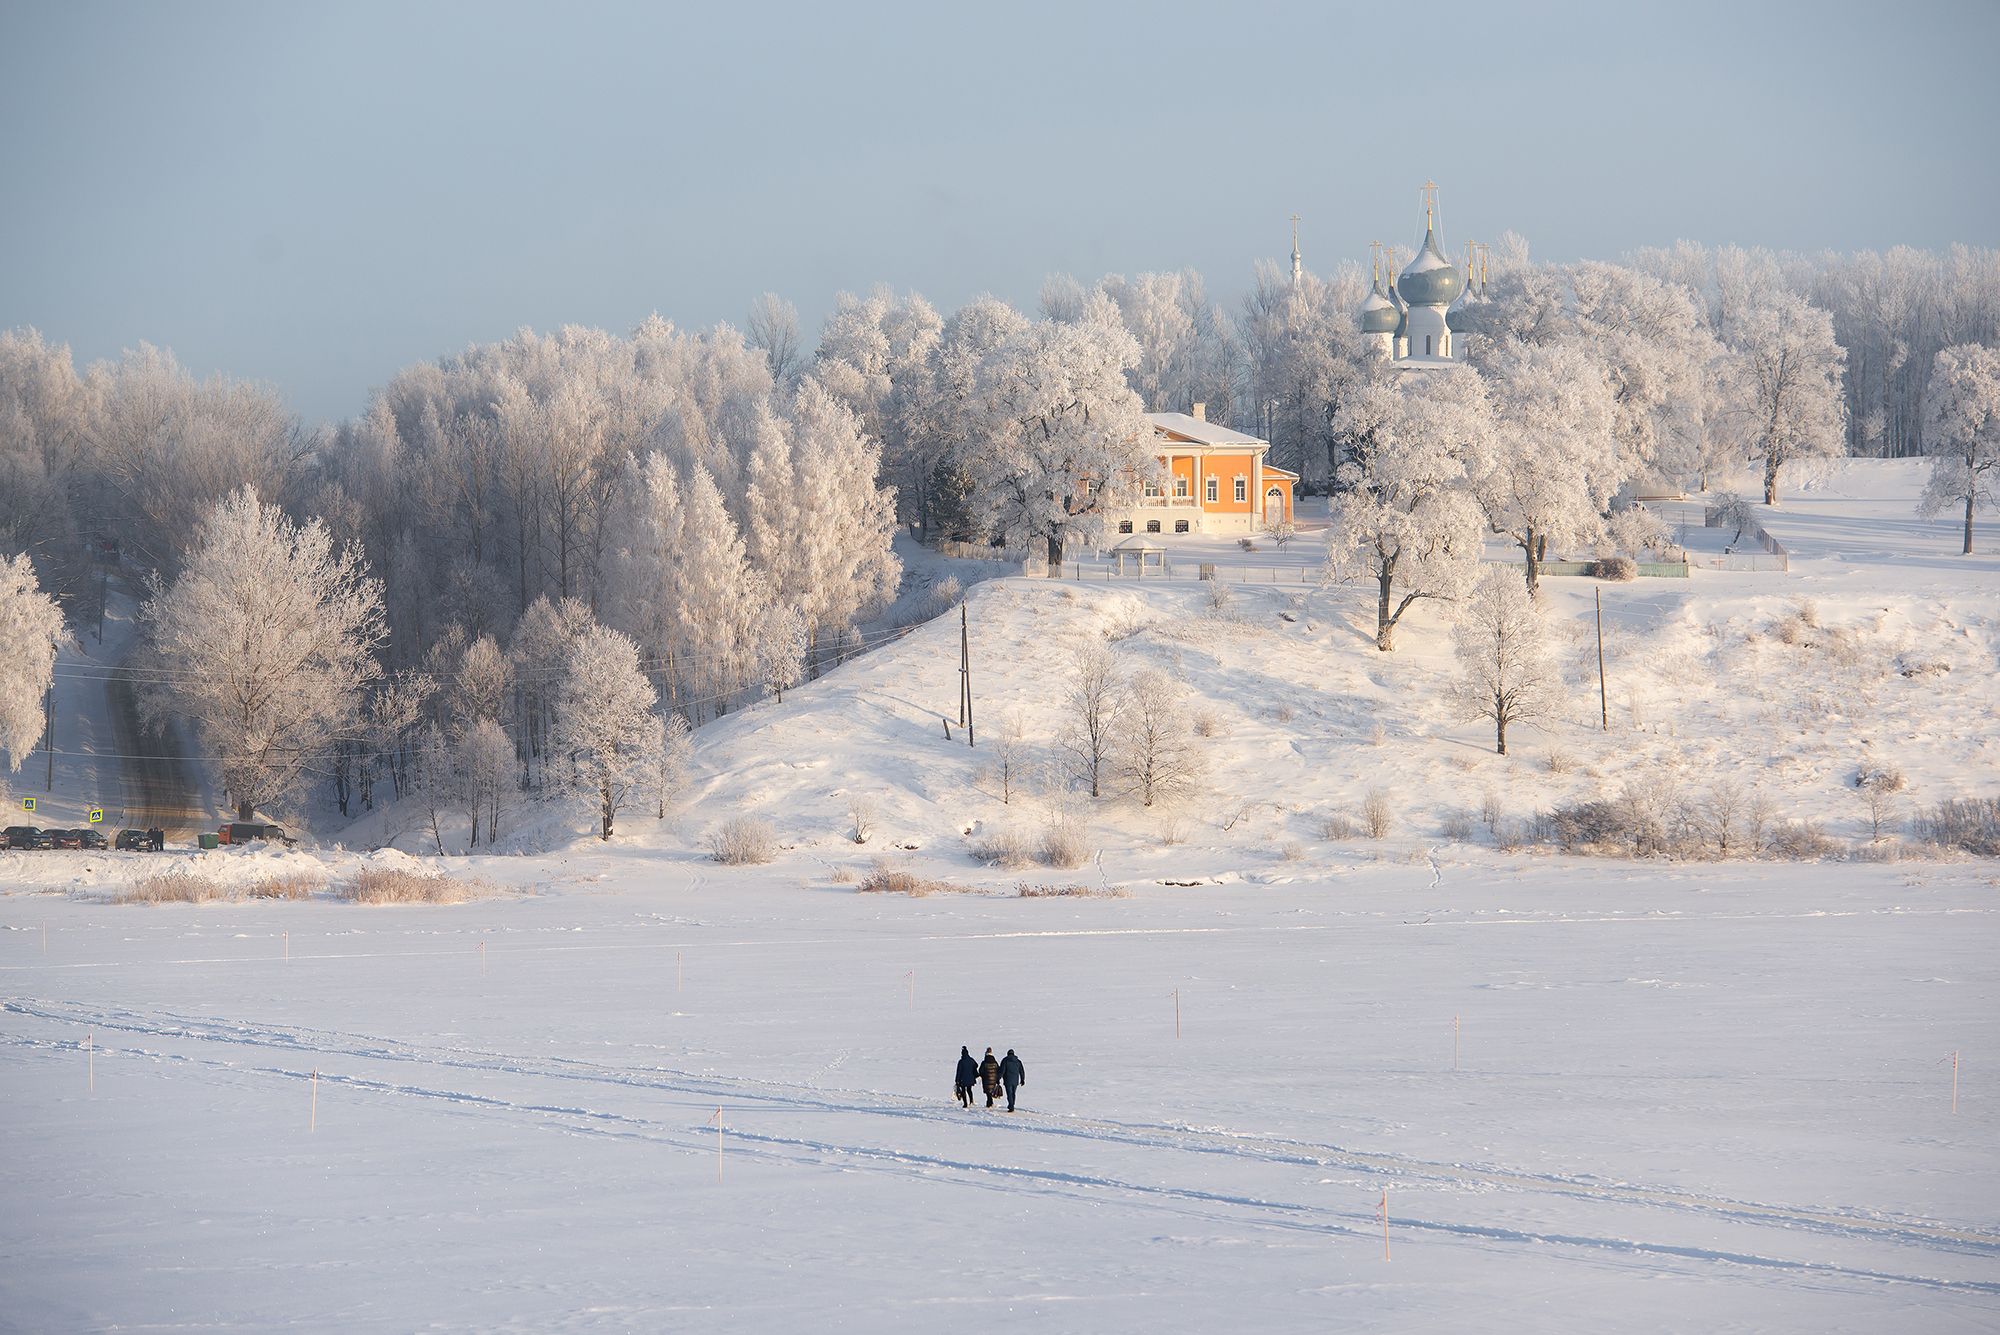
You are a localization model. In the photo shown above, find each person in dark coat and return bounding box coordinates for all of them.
[998,1049,1025,1112]
[977,1047,1002,1108]
[953,1046,978,1108]
[148,826,163,851]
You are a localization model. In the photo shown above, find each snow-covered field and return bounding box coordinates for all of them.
[4,858,1995,1332]
[3,458,1996,1331]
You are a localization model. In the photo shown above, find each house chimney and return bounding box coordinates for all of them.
[1190,402,1206,422]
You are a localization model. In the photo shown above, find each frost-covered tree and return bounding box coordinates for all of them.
[0,553,65,768]
[678,460,767,713]
[510,593,595,782]
[1241,261,1368,485]
[757,603,807,702]
[1727,292,1848,504]
[1478,341,1619,593]
[145,487,385,819]
[1115,669,1204,807]
[1451,565,1561,756]
[656,710,692,819]
[966,300,1154,566]
[1327,370,1492,650]
[552,625,663,840]
[458,717,516,847]
[746,293,803,387]
[901,297,1030,540]
[1918,343,2000,554]
[1061,642,1121,799]
[449,634,513,734]
[814,288,941,529]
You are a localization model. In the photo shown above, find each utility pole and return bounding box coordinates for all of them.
[1595,588,1608,731]
[960,601,974,748]
[44,684,53,791]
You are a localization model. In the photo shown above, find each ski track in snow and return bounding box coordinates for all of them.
[9,996,1998,1300]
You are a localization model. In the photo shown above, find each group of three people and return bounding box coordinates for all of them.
[954,1046,1025,1111]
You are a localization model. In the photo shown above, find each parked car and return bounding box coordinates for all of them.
[49,829,84,850]
[4,826,53,850]
[218,821,293,846]
[115,828,149,851]
[75,828,109,851]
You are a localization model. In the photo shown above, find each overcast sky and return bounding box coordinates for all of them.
[3,0,1996,426]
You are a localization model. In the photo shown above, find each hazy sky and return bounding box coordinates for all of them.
[4,0,1996,425]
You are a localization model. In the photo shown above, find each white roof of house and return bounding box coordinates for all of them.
[1147,413,1267,448]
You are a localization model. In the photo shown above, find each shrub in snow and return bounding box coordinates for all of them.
[857,864,959,897]
[1912,797,2000,856]
[1765,819,1838,861]
[1480,790,1504,835]
[1038,810,1092,868]
[1361,789,1393,840]
[1279,841,1307,863]
[339,868,491,905]
[1192,706,1220,738]
[1702,781,1746,856]
[1592,556,1637,581]
[1266,518,1296,549]
[970,824,1034,869]
[981,712,1027,805]
[708,816,777,865]
[1317,810,1357,841]
[1439,809,1476,842]
[1545,750,1577,775]
[1203,579,1232,615]
[848,795,877,844]
[118,870,231,904]
[928,575,963,619]
[247,871,323,900]
[1016,882,1127,899]
[1237,538,1255,552]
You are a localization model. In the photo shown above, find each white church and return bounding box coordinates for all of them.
[1357,182,1485,367]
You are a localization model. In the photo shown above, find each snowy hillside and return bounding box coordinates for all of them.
[661,458,1998,881]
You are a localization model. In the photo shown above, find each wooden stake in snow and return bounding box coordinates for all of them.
[479,940,486,972]
[1453,1014,1460,1072]
[1380,1189,1390,1261]
[1173,988,1181,1039]
[677,951,683,994]
[283,931,289,963]
[905,969,915,1010]
[41,922,46,955]
[86,1030,93,1095]
[1953,1050,1960,1114]
[310,1067,319,1133]
[710,1107,724,1183]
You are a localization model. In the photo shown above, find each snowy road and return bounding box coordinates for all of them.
[3,858,1995,1332]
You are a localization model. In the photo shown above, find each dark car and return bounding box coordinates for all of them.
[4,826,53,851]
[49,829,84,850]
[219,821,292,846]
[115,828,149,851]
[75,828,109,851]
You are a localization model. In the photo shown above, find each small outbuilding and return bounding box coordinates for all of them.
[1108,538,1169,576]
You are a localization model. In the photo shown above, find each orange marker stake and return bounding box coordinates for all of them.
[283,932,289,963]
[1380,1189,1390,1261]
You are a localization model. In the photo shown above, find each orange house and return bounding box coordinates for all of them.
[1116,405,1297,538]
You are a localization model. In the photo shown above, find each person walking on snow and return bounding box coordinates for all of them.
[954,1046,978,1108]
[999,1049,1025,1112]
[978,1047,1002,1108]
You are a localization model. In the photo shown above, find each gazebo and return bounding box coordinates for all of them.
[1109,537,1169,577]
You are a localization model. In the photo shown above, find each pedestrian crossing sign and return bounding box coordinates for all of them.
[21,797,33,812]
[89,808,103,824]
